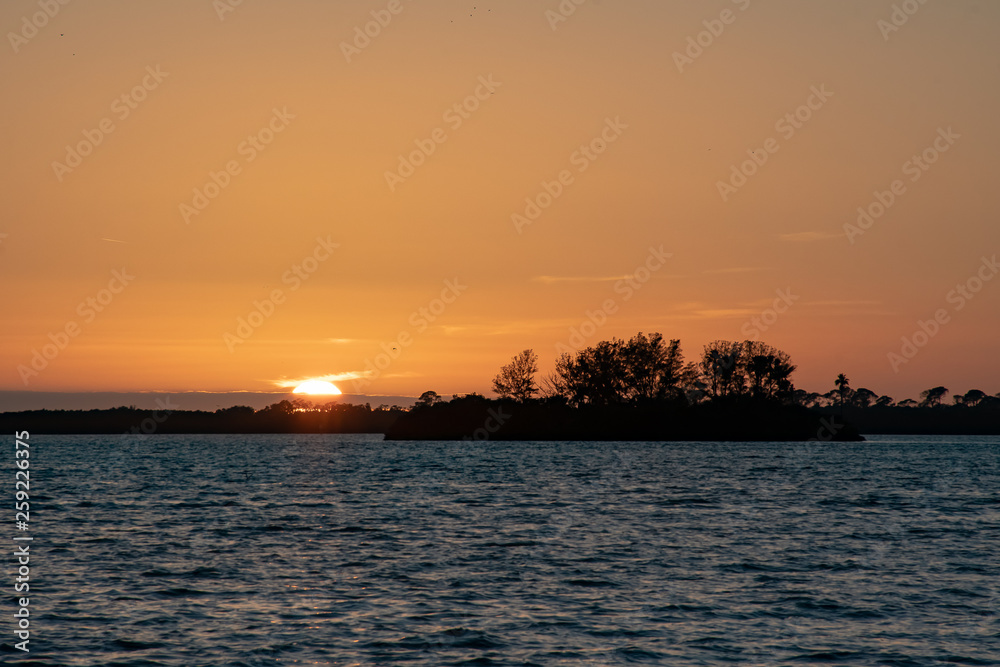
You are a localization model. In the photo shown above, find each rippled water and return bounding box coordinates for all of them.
[7,434,1000,665]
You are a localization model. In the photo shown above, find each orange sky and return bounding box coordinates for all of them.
[2,0,998,404]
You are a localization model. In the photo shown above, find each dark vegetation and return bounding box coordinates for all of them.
[388,335,862,441]
[384,394,861,442]
[0,401,404,436]
[3,334,997,439]
[810,381,1000,435]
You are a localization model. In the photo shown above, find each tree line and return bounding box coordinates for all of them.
[486,334,999,410]
[394,334,866,441]
[489,335,798,406]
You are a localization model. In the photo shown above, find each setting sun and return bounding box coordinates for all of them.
[292,380,342,396]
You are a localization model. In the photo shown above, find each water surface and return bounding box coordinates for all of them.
[10,434,1000,665]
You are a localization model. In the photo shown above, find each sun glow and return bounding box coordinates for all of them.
[292,380,342,396]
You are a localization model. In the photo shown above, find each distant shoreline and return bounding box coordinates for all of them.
[4,398,998,440]
[0,399,857,441]
[383,397,865,442]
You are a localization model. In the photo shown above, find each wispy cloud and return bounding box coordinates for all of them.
[222,339,364,346]
[532,275,632,284]
[692,308,758,318]
[701,267,770,275]
[776,231,841,242]
[271,371,371,389]
[673,298,890,321]
[440,318,585,337]
[101,237,128,244]
[805,299,882,307]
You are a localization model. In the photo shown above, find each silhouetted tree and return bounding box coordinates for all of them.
[415,391,443,408]
[791,389,822,408]
[260,400,296,415]
[621,333,692,402]
[834,374,852,410]
[875,395,895,408]
[955,389,987,407]
[539,371,564,399]
[216,405,254,415]
[852,388,878,408]
[492,349,539,402]
[743,341,796,400]
[550,353,580,404]
[698,340,795,401]
[700,340,745,398]
[919,386,949,408]
[818,390,838,408]
[550,334,696,406]
[565,340,628,405]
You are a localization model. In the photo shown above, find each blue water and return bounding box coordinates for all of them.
[7,434,1000,665]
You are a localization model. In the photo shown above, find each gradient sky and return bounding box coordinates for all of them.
[2,0,998,404]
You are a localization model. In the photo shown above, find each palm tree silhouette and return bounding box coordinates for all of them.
[835,373,851,416]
